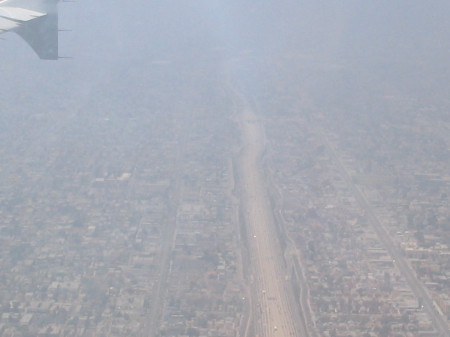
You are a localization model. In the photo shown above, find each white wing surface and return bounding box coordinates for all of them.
[0,0,59,60]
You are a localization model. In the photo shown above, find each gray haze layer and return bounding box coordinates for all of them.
[1,1,450,337]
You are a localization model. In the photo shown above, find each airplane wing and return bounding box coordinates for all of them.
[0,15,21,32]
[15,10,58,60]
[0,0,59,60]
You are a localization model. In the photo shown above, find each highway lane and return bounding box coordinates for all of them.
[237,103,302,337]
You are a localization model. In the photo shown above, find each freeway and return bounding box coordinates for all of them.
[237,102,304,337]
[268,169,317,337]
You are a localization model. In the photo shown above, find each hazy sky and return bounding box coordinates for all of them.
[1,0,449,62]
[1,0,450,113]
